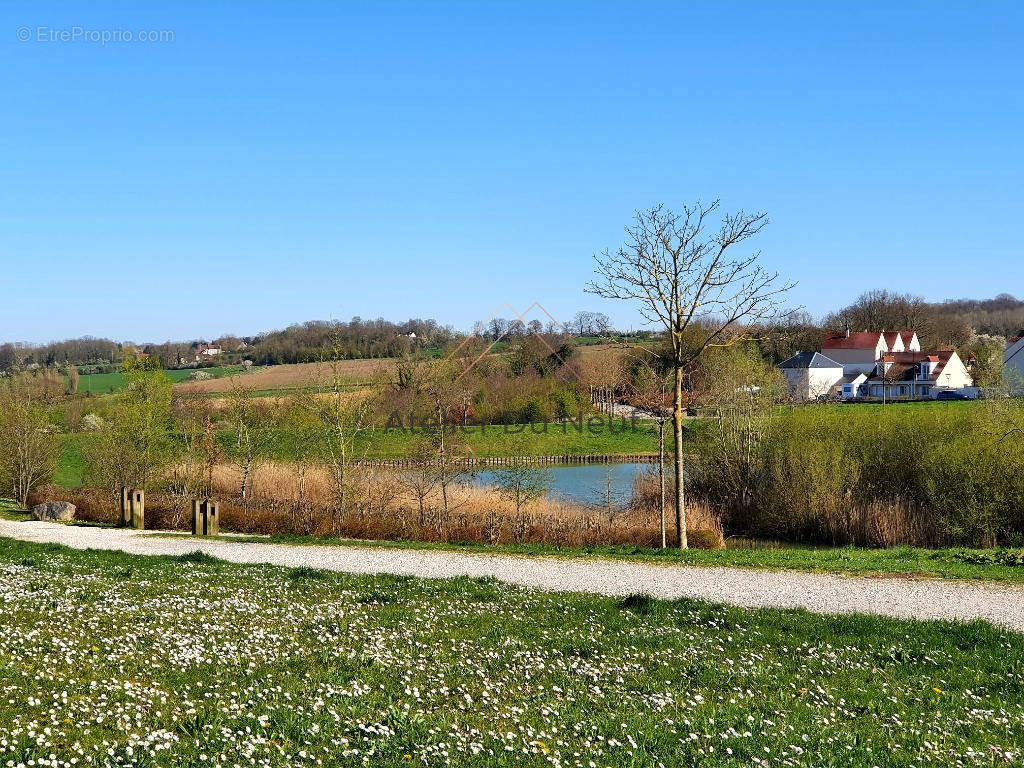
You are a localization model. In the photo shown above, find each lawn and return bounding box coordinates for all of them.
[0,538,1021,767]
[73,366,240,394]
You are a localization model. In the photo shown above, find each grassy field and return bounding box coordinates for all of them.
[261,419,668,461]
[74,366,240,394]
[0,539,1021,767]
[53,420,669,487]
[174,359,391,394]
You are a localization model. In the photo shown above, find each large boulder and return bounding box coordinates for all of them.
[31,501,76,522]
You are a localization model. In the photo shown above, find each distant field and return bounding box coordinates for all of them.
[74,366,239,394]
[174,359,395,394]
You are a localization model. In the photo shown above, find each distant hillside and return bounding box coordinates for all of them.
[933,293,1024,338]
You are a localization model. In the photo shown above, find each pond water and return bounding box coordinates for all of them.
[471,462,655,505]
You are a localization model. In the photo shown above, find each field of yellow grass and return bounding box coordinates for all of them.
[174,359,396,394]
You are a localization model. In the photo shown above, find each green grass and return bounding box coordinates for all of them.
[73,366,240,394]
[53,419,668,487]
[0,538,1020,766]
[168,530,1024,583]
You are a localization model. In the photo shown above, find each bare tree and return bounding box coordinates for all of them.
[225,383,275,500]
[296,335,375,524]
[588,201,793,548]
[493,455,551,543]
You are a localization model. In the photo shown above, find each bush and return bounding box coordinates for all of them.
[690,402,1024,548]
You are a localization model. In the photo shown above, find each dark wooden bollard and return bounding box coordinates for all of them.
[192,499,220,536]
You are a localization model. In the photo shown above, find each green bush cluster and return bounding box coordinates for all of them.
[691,402,1024,547]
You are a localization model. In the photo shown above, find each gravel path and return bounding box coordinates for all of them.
[4,518,1024,632]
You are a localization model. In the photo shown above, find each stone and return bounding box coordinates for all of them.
[31,501,76,522]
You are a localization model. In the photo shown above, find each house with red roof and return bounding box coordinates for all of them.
[863,350,972,399]
[790,329,975,400]
[822,330,921,375]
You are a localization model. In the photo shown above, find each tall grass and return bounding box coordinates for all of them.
[33,461,725,549]
[689,401,1024,547]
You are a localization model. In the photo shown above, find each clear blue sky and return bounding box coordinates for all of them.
[2,2,1021,344]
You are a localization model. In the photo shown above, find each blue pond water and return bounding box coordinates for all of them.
[471,462,654,504]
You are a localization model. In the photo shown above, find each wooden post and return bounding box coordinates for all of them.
[191,499,203,536]
[120,487,131,527]
[129,488,145,530]
[205,499,220,536]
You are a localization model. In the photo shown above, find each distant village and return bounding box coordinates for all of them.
[780,330,1024,401]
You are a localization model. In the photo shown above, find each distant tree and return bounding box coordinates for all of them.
[0,377,59,505]
[0,343,16,372]
[965,334,1007,388]
[589,201,793,548]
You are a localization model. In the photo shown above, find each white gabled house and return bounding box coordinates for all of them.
[822,331,890,374]
[779,352,844,400]
[797,329,975,401]
[864,349,974,399]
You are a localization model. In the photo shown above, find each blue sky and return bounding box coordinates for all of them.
[2,2,1021,344]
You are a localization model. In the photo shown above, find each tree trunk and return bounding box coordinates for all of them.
[658,419,666,549]
[673,364,687,549]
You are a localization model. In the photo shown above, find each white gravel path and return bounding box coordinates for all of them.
[3,518,1024,632]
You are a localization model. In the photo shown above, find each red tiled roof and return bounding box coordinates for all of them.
[900,331,917,346]
[882,332,901,349]
[823,331,884,350]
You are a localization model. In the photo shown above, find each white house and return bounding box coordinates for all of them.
[779,352,845,400]
[822,330,922,376]
[1005,336,1024,394]
[863,350,974,399]
[822,331,890,374]
[838,372,869,400]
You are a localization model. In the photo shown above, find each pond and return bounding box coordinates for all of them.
[471,462,656,505]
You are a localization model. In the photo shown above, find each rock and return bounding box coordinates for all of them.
[82,413,105,431]
[31,501,76,522]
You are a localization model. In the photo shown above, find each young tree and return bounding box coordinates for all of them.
[588,201,793,548]
[85,356,173,494]
[225,384,275,500]
[493,454,551,542]
[0,377,59,505]
[295,336,376,522]
[66,364,79,396]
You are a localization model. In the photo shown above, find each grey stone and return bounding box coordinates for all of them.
[31,501,76,522]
